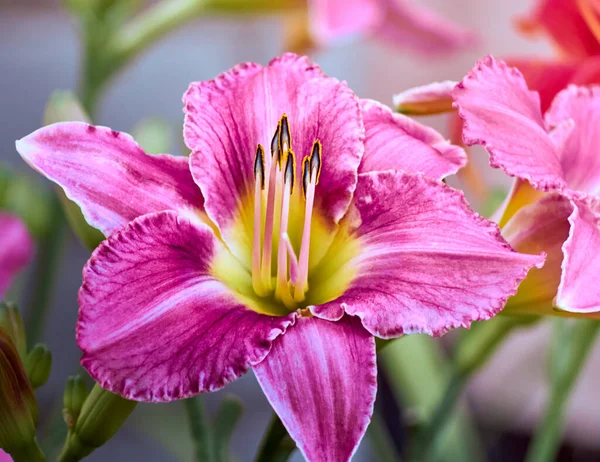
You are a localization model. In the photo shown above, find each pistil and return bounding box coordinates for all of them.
[275,151,296,308]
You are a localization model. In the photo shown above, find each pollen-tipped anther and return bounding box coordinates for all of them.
[310,140,322,183]
[284,150,296,194]
[279,114,292,157]
[254,145,266,190]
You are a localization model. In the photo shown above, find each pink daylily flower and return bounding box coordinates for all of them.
[453,55,600,315]
[396,1,600,201]
[0,449,12,462]
[0,213,33,299]
[517,0,600,60]
[290,0,476,55]
[508,0,600,111]
[16,54,541,461]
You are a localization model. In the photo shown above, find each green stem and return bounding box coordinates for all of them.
[379,334,482,462]
[213,396,244,462]
[7,439,46,462]
[108,0,210,64]
[525,320,600,462]
[411,315,537,460]
[184,396,215,462]
[24,193,65,348]
[367,412,399,462]
[255,413,295,462]
[408,373,466,460]
[455,315,537,376]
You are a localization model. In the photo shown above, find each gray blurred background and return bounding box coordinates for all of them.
[5,1,600,461]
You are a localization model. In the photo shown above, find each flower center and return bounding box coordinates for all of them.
[251,114,322,310]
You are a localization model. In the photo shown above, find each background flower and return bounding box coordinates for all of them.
[0,213,33,300]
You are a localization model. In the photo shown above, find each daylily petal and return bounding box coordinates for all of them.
[254,315,376,462]
[501,195,573,315]
[77,210,294,402]
[501,57,600,113]
[453,56,566,192]
[0,213,33,299]
[0,449,12,462]
[308,0,381,45]
[393,80,457,115]
[570,55,600,86]
[556,200,600,312]
[359,99,466,180]
[516,0,600,58]
[312,171,544,338]
[15,122,204,237]
[493,179,545,228]
[504,58,583,112]
[376,0,476,55]
[545,85,600,196]
[184,54,363,261]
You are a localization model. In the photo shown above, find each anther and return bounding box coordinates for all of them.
[310,140,322,183]
[279,114,292,155]
[302,156,311,198]
[254,145,265,190]
[284,150,296,194]
[271,121,281,167]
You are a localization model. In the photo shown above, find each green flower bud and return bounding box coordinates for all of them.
[25,344,52,390]
[0,328,38,453]
[43,91,89,126]
[59,385,136,460]
[63,376,89,429]
[131,118,173,155]
[0,302,26,359]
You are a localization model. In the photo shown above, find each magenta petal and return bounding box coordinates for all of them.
[556,200,600,313]
[77,211,294,401]
[545,85,600,196]
[517,0,600,59]
[376,0,476,54]
[16,123,204,236]
[502,195,573,314]
[308,0,381,45]
[360,99,466,180]
[184,53,363,254]
[313,171,544,337]
[504,58,582,113]
[254,315,376,462]
[0,450,12,462]
[453,56,566,192]
[0,213,33,298]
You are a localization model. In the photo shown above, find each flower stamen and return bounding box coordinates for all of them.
[294,140,321,302]
[261,122,282,290]
[275,150,296,308]
[281,232,299,285]
[249,115,322,310]
[252,144,267,296]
